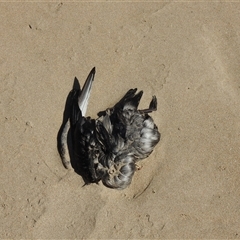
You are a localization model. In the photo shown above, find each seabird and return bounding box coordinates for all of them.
[58,67,160,189]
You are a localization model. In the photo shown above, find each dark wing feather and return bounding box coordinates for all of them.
[59,68,161,190]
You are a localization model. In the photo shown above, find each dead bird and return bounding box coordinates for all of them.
[58,67,160,189]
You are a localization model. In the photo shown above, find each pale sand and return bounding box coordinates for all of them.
[1,2,240,239]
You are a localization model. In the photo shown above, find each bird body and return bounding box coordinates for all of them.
[58,67,160,189]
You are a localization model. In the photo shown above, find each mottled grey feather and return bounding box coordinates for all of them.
[59,68,161,189]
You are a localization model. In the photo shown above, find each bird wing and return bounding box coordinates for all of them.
[78,67,95,116]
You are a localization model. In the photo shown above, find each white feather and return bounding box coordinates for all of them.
[78,67,95,116]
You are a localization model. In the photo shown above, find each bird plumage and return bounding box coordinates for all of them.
[58,67,160,189]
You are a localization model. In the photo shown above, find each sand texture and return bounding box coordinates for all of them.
[1,2,240,239]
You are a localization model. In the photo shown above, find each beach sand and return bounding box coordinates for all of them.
[1,2,240,238]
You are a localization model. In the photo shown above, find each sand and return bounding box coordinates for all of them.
[1,2,240,239]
